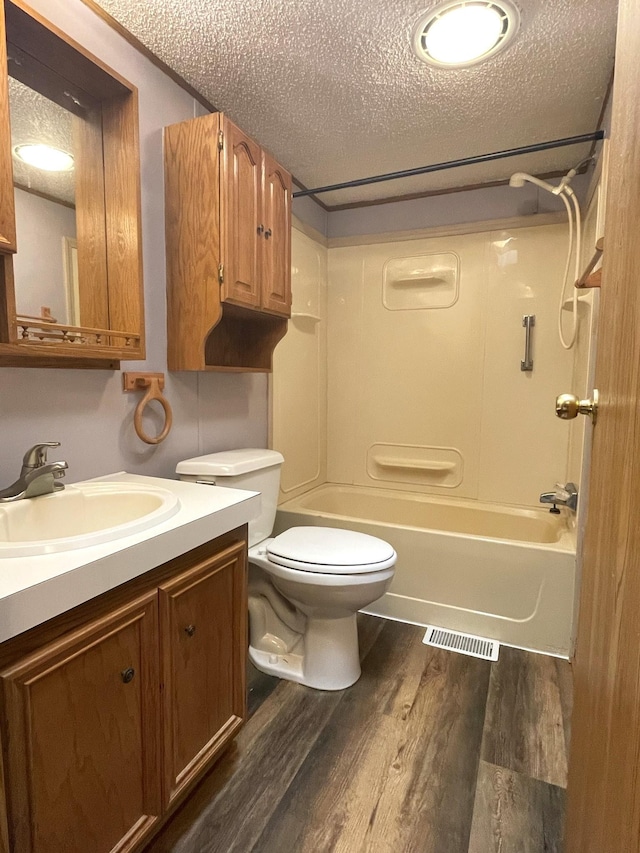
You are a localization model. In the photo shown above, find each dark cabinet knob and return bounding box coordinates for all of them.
[121,667,135,684]
[257,224,264,235]
[185,624,196,637]
[264,228,272,239]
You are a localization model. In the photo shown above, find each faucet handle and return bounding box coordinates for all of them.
[22,442,61,470]
[555,481,578,498]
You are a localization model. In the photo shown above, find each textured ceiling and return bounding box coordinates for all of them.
[95,0,617,205]
[8,77,76,206]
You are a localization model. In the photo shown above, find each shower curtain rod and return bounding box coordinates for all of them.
[292,130,605,198]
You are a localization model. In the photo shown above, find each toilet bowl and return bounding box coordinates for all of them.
[177,449,397,690]
[249,527,395,689]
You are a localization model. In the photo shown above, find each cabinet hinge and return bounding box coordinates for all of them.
[218,263,224,285]
[218,130,224,151]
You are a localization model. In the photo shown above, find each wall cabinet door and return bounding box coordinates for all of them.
[260,152,292,316]
[221,118,262,309]
[159,541,247,808]
[0,593,160,853]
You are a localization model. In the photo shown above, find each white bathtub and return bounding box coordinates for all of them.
[274,484,576,657]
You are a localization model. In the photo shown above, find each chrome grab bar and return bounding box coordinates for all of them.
[521,314,535,372]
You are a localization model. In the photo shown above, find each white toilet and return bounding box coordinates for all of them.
[177,449,396,690]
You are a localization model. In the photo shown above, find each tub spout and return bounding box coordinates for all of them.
[540,482,578,513]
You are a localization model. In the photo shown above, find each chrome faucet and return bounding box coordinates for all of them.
[539,482,578,514]
[0,443,68,502]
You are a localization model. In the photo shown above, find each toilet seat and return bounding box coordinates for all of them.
[266,526,396,574]
[249,541,396,588]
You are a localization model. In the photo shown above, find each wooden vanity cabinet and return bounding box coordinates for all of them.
[0,532,247,853]
[165,112,291,371]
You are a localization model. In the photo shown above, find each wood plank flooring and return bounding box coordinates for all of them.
[146,616,571,853]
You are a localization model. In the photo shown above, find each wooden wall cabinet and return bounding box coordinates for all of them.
[0,533,247,853]
[165,112,292,372]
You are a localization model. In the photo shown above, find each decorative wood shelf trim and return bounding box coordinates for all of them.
[15,317,140,347]
[576,237,604,289]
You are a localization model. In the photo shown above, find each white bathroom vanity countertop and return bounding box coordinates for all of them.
[0,472,260,643]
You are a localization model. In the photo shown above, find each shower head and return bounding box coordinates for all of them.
[509,172,560,194]
[508,172,527,187]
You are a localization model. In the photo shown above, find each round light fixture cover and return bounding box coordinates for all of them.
[413,0,521,68]
[13,143,74,172]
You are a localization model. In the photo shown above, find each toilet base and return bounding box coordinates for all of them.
[249,613,362,691]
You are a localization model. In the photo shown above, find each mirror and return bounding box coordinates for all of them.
[0,0,144,367]
[9,77,81,327]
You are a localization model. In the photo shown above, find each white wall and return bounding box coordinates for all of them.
[0,0,267,487]
[13,189,76,324]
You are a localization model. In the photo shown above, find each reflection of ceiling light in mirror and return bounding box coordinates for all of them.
[13,143,74,172]
[413,1,520,68]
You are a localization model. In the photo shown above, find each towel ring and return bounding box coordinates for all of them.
[123,372,173,445]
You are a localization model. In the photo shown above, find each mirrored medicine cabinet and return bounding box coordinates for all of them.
[0,0,144,368]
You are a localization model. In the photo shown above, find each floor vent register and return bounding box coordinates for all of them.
[422,625,500,661]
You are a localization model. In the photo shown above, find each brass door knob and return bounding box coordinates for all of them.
[555,389,599,425]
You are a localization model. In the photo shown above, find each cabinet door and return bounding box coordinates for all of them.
[220,117,262,309]
[260,152,292,316]
[165,111,222,371]
[159,541,247,808]
[0,593,160,853]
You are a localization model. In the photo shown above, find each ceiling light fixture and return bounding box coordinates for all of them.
[13,143,74,172]
[413,1,520,68]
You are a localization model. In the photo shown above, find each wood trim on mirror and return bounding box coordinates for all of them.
[0,0,145,368]
[0,1,15,253]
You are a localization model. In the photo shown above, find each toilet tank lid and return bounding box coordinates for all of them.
[176,448,284,477]
[268,526,396,569]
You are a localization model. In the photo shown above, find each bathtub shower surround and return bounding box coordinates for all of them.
[327,223,575,507]
[272,217,598,656]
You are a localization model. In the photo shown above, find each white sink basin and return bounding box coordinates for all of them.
[0,481,180,557]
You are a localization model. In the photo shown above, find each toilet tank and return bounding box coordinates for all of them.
[176,449,284,546]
